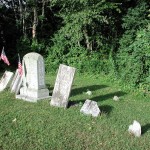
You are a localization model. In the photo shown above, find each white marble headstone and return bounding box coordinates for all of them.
[0,71,14,92]
[10,69,22,94]
[80,99,100,117]
[16,52,50,102]
[50,64,76,108]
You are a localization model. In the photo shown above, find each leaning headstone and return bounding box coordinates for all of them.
[128,120,141,137]
[10,69,22,94]
[16,52,50,102]
[10,69,18,89]
[80,99,100,117]
[0,71,14,92]
[50,64,76,108]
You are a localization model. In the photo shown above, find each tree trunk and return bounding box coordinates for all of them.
[32,0,38,39]
[11,0,18,26]
[83,27,92,51]
[42,0,46,17]
[18,0,26,37]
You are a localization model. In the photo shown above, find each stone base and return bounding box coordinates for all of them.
[16,87,51,102]
[16,94,51,102]
[50,98,68,108]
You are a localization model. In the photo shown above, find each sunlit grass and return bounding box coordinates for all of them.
[0,73,150,150]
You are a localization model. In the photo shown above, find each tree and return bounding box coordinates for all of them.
[117,0,150,88]
[50,0,120,51]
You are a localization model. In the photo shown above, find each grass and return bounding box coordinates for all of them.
[0,72,150,150]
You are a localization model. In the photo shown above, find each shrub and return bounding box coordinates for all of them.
[116,1,150,90]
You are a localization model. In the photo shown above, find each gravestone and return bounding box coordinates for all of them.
[10,69,18,89]
[16,52,50,102]
[128,120,141,137]
[80,99,100,117]
[50,64,76,108]
[10,69,22,94]
[0,71,14,92]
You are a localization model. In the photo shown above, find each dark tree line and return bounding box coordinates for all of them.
[0,0,150,90]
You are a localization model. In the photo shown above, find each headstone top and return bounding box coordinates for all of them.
[24,52,43,60]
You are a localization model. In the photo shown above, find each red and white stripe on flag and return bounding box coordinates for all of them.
[0,47,10,66]
[18,54,23,76]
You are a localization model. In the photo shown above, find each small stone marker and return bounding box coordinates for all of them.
[10,69,22,94]
[86,90,92,96]
[113,95,119,101]
[50,64,76,108]
[16,52,50,102]
[0,71,14,92]
[80,99,100,117]
[128,120,141,137]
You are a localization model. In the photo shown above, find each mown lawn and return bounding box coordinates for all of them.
[0,73,150,150]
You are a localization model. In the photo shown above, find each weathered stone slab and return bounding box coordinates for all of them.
[80,99,100,117]
[10,69,22,94]
[50,64,76,108]
[0,71,14,92]
[16,52,50,102]
[10,69,18,89]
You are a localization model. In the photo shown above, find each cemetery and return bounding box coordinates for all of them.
[0,0,150,149]
[0,52,150,150]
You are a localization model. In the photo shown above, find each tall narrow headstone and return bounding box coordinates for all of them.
[16,52,50,102]
[50,64,76,108]
[0,71,14,92]
[10,69,22,94]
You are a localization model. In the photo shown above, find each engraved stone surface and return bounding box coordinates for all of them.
[16,52,50,102]
[10,69,23,94]
[80,99,100,117]
[50,64,76,108]
[0,71,14,92]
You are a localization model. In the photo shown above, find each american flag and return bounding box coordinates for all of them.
[18,54,23,76]
[0,47,10,66]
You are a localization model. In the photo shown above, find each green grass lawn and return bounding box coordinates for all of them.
[0,73,150,150]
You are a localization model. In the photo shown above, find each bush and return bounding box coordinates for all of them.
[116,1,150,90]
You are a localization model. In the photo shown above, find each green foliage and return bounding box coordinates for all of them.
[46,0,121,74]
[51,0,120,49]
[31,40,47,55]
[16,37,31,57]
[119,1,149,50]
[117,1,150,89]
[1,0,150,91]
[45,31,111,74]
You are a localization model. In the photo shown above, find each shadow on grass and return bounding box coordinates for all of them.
[100,105,113,115]
[69,91,127,107]
[71,85,108,97]
[92,91,127,102]
[142,123,150,135]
